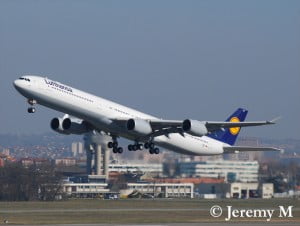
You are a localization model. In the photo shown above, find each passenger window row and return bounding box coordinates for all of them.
[51,86,94,103]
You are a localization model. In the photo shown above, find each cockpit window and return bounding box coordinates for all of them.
[19,77,30,82]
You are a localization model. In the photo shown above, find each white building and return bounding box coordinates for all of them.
[55,158,76,166]
[126,183,194,198]
[2,148,10,156]
[109,163,163,175]
[262,183,274,199]
[63,182,110,198]
[230,182,274,199]
[71,142,84,157]
[179,160,259,182]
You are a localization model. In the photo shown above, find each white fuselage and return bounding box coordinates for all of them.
[14,76,226,155]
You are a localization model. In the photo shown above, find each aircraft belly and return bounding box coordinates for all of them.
[154,134,223,156]
[28,88,117,132]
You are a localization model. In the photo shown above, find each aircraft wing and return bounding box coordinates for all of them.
[150,119,276,131]
[204,119,276,132]
[149,119,278,137]
[223,146,284,153]
[149,119,182,130]
[111,118,184,138]
[112,117,277,139]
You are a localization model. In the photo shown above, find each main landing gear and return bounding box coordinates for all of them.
[107,136,160,155]
[144,142,160,154]
[107,140,123,154]
[128,142,160,155]
[27,99,37,113]
[128,143,143,151]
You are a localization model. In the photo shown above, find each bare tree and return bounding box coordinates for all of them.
[0,162,63,201]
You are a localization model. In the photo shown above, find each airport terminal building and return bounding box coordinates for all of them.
[179,160,259,182]
[109,163,163,176]
[126,183,194,198]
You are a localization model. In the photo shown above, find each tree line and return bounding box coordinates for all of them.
[0,162,63,201]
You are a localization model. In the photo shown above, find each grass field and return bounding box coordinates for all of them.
[0,198,299,224]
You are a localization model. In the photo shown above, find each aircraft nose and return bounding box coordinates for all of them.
[13,79,25,92]
[13,79,21,89]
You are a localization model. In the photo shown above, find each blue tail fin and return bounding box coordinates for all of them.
[207,108,248,145]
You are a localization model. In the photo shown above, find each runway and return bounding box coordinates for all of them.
[1,207,300,213]
[1,199,299,225]
[9,223,300,226]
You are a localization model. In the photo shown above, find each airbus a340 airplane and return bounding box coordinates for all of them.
[13,75,281,155]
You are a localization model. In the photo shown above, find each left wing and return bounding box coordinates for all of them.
[204,119,276,132]
[150,119,276,131]
[223,146,284,153]
[112,117,277,138]
[150,118,277,136]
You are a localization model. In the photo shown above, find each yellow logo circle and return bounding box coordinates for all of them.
[229,117,240,135]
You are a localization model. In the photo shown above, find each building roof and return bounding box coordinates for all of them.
[147,177,225,184]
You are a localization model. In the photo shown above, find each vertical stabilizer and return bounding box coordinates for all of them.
[207,108,248,145]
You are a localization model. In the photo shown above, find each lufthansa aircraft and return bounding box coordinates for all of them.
[13,75,281,155]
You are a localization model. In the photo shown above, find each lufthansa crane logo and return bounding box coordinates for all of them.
[229,117,240,135]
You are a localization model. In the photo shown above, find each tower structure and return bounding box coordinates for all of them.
[83,131,110,181]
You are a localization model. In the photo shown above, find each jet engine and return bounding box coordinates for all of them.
[126,118,152,135]
[50,117,68,134]
[50,117,90,135]
[182,119,208,137]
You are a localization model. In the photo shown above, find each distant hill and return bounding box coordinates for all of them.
[0,133,299,153]
[0,132,81,147]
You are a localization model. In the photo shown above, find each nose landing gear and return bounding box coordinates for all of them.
[27,99,37,113]
[27,107,36,113]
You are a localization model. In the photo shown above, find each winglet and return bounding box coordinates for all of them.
[267,116,281,124]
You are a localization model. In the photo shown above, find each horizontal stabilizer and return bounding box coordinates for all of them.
[223,146,284,153]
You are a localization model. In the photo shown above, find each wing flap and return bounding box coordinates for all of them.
[149,119,182,130]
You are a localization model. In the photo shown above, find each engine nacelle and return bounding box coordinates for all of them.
[126,118,152,135]
[51,117,90,135]
[62,118,90,135]
[50,117,69,134]
[182,119,208,137]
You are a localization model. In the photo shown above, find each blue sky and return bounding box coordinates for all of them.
[0,0,299,139]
